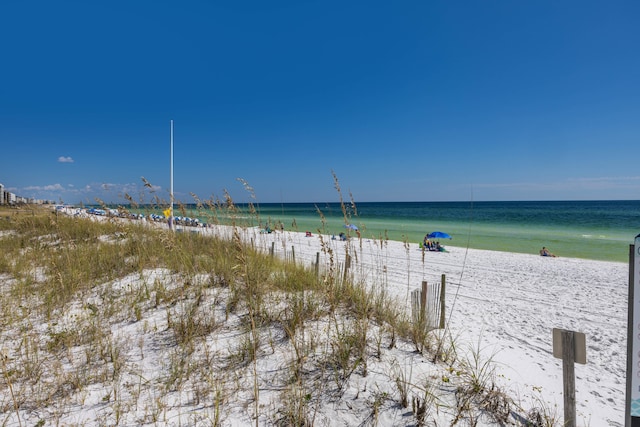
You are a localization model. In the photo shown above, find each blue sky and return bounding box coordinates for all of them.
[1,1,639,204]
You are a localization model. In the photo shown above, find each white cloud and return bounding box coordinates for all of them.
[44,184,65,191]
[58,156,74,163]
[24,183,65,191]
[568,176,640,183]
[15,180,172,204]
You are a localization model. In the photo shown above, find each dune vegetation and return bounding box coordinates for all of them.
[0,191,557,426]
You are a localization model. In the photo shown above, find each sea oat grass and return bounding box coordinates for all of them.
[0,197,535,425]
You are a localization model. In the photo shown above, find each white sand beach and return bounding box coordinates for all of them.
[223,225,628,426]
[1,212,630,426]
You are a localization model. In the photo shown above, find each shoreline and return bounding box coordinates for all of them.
[60,204,630,265]
[60,201,637,263]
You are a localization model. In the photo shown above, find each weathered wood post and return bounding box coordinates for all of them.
[291,246,295,264]
[411,280,428,331]
[343,254,351,282]
[562,331,576,427]
[315,252,320,277]
[420,280,428,319]
[270,241,275,257]
[411,288,419,326]
[552,328,586,427]
[627,241,640,427]
[439,274,446,329]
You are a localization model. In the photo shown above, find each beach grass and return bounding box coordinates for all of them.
[0,192,561,426]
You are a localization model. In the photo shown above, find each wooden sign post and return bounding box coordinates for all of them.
[627,238,640,427]
[552,328,586,427]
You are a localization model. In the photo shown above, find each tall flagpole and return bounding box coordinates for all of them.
[170,120,174,230]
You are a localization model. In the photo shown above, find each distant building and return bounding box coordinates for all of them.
[0,183,52,205]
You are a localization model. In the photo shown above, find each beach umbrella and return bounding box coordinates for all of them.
[427,231,451,239]
[344,224,359,231]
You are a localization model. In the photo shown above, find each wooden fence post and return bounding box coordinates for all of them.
[270,241,275,257]
[291,246,295,264]
[343,254,351,282]
[420,280,428,319]
[553,328,586,427]
[315,252,320,277]
[562,330,577,427]
[440,274,446,329]
[411,289,419,326]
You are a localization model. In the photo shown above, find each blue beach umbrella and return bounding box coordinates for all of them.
[427,231,451,239]
[344,224,359,231]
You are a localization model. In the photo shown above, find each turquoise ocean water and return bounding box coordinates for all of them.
[134,200,639,263]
